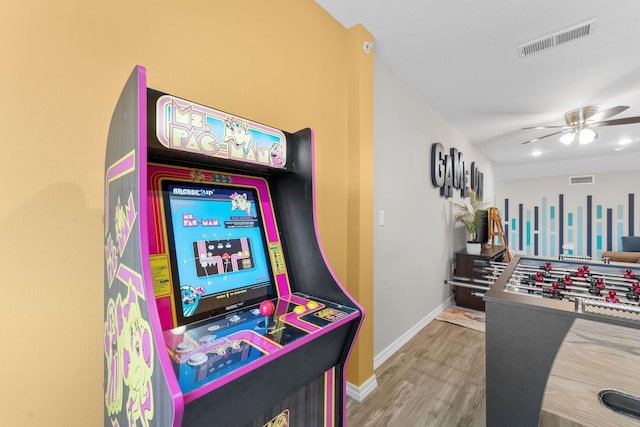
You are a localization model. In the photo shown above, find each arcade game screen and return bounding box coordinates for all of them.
[162,181,276,326]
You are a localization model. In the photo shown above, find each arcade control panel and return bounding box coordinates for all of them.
[163,293,358,395]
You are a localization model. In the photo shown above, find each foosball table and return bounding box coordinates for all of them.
[481,255,640,426]
[485,257,640,313]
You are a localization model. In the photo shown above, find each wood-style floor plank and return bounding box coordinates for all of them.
[347,319,486,427]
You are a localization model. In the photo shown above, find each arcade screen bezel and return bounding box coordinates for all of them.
[161,179,277,326]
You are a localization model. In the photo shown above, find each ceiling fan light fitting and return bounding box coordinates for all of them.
[559,132,575,145]
[522,105,640,146]
[578,128,597,144]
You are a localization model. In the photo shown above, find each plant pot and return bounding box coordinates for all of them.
[466,242,481,255]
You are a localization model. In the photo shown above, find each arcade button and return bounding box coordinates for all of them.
[187,352,208,366]
[176,341,194,353]
[169,325,187,335]
[306,301,319,309]
[293,305,306,314]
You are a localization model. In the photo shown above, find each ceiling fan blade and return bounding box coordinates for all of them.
[522,125,572,130]
[522,130,570,145]
[587,105,629,123]
[590,116,640,127]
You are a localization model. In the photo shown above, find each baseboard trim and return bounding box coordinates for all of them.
[346,296,453,403]
[373,296,454,370]
[346,375,378,402]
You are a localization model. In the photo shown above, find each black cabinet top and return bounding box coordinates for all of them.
[459,245,507,258]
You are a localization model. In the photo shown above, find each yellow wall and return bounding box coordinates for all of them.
[0,1,373,425]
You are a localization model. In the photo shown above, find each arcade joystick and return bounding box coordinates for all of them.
[259,300,275,316]
[259,300,275,330]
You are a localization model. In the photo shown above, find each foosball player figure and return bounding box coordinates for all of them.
[588,277,606,296]
[575,266,591,282]
[624,269,635,279]
[626,282,640,302]
[543,282,563,299]
[562,274,573,287]
[522,275,537,293]
[605,290,620,303]
[542,262,552,277]
[534,271,545,287]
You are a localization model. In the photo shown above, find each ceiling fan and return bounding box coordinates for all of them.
[521,106,640,145]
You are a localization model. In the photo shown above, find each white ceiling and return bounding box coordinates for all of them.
[316,0,640,178]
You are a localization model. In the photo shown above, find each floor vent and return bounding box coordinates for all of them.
[570,175,595,185]
[518,19,597,57]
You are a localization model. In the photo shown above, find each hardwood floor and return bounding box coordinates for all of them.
[347,319,486,427]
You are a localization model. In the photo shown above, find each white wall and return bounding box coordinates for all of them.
[373,57,494,357]
[496,170,640,259]
[495,151,640,181]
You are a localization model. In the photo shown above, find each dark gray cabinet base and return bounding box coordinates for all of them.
[452,245,506,311]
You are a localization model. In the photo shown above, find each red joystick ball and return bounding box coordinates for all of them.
[259,300,275,316]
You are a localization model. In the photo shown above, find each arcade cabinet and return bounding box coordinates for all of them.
[103,66,363,426]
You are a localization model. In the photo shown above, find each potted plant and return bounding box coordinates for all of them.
[453,189,488,255]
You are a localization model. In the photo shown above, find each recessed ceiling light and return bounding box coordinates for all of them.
[614,147,624,152]
[531,150,542,157]
[618,138,632,146]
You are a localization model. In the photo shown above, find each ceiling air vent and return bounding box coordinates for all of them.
[518,19,597,57]
[570,175,594,185]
